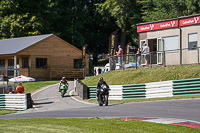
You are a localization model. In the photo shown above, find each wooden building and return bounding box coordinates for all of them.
[0,34,89,79]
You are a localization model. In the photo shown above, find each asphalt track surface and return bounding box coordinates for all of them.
[0,82,200,122]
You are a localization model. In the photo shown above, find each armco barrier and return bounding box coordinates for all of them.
[173,78,200,96]
[88,78,200,100]
[88,85,123,100]
[122,84,146,99]
[146,81,173,98]
[0,93,32,110]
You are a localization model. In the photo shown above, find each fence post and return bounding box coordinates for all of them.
[150,52,152,68]
[163,51,166,67]
[135,54,138,69]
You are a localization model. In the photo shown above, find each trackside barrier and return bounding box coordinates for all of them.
[0,93,32,110]
[87,78,200,100]
[88,85,123,100]
[173,78,200,96]
[145,81,173,98]
[122,84,146,99]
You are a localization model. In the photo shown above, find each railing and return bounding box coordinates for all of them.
[50,67,84,79]
[0,67,20,78]
[0,93,32,110]
[109,47,200,70]
[87,78,200,100]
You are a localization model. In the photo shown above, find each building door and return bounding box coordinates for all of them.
[157,38,164,64]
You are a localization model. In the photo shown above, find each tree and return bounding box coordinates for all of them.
[140,0,200,22]
[97,0,142,49]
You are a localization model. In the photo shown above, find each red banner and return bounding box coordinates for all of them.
[179,16,200,27]
[137,20,178,32]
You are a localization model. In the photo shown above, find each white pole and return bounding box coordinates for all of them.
[14,56,17,77]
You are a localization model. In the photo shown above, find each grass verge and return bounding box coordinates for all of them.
[23,81,59,93]
[82,64,200,86]
[84,95,200,104]
[0,110,16,115]
[0,118,199,133]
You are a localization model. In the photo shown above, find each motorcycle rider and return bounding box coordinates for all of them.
[96,77,109,100]
[59,77,68,92]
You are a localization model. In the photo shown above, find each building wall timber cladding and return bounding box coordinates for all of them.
[17,35,89,79]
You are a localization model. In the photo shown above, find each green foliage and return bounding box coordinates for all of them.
[140,0,200,22]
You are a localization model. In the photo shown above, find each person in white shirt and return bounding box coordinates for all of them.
[142,43,150,66]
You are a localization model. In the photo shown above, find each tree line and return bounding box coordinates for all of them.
[1,0,200,64]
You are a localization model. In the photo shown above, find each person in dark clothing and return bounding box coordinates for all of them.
[98,67,102,75]
[96,77,109,100]
[59,77,68,92]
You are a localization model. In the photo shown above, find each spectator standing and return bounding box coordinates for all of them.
[142,43,150,66]
[16,82,24,94]
[116,45,123,69]
[98,67,102,75]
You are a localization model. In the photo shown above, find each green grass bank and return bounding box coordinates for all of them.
[0,118,199,133]
[82,65,200,86]
[23,81,59,93]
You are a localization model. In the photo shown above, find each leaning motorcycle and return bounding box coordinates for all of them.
[97,84,109,106]
[60,83,68,97]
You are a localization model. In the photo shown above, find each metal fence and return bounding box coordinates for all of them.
[109,47,200,70]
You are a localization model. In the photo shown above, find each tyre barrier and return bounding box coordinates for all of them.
[0,93,33,110]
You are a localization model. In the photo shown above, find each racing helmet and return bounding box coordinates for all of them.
[99,77,104,82]
[62,77,66,80]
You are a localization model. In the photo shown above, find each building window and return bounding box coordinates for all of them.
[22,58,29,68]
[0,59,5,68]
[8,59,19,66]
[36,58,47,68]
[163,36,178,51]
[74,59,83,68]
[188,33,198,50]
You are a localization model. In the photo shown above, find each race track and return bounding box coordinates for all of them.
[0,81,200,122]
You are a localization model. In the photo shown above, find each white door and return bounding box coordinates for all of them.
[157,38,164,64]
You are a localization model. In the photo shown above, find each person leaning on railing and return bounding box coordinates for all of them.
[16,82,24,94]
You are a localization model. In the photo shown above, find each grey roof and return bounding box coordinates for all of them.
[0,34,53,55]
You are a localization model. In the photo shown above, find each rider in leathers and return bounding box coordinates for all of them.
[96,77,109,100]
[59,77,68,92]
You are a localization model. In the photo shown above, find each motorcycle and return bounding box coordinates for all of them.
[97,84,109,106]
[60,83,68,97]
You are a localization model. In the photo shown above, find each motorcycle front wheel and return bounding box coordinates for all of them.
[104,95,108,106]
[61,90,65,97]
